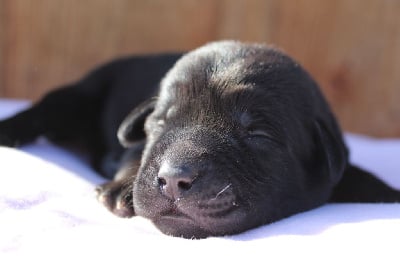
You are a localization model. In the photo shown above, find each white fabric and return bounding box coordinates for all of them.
[1,99,399,265]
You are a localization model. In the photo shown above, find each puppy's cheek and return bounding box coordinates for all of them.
[132,172,165,218]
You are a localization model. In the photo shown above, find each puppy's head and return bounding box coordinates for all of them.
[118,41,348,238]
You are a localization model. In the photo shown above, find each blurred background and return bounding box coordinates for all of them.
[0,0,399,137]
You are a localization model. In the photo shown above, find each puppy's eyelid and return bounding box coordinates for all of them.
[246,128,285,146]
[247,129,273,139]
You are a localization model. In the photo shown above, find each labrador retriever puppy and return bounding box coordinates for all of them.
[1,41,399,238]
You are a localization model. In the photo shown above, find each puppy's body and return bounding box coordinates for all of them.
[1,41,399,238]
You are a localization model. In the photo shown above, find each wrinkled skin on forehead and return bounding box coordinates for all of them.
[131,41,347,238]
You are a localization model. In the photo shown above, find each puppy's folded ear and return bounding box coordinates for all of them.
[330,164,400,202]
[313,119,348,186]
[314,119,400,202]
[117,98,156,148]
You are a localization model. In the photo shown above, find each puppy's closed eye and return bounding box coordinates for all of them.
[240,113,275,141]
[247,128,273,139]
[245,126,286,147]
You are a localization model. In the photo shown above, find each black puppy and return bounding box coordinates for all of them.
[1,41,399,238]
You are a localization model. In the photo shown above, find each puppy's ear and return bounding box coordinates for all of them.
[315,120,400,203]
[117,98,156,148]
[313,119,347,186]
[330,165,400,202]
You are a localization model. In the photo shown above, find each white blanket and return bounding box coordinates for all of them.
[1,99,399,265]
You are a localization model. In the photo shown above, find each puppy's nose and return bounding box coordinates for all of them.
[157,162,196,200]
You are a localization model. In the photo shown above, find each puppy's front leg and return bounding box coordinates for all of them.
[0,104,46,147]
[96,142,144,218]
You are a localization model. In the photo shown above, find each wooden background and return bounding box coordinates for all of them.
[0,0,399,137]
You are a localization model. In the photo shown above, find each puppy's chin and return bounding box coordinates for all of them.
[140,204,250,239]
[153,215,211,239]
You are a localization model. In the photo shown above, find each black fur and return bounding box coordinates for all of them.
[1,41,399,238]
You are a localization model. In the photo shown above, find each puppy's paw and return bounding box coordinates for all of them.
[0,120,28,147]
[0,125,20,147]
[96,180,135,218]
[0,134,16,147]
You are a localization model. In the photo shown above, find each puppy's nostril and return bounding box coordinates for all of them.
[157,177,167,187]
[178,180,192,190]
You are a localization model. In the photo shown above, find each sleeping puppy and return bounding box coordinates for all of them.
[1,41,399,238]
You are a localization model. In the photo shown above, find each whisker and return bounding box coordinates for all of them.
[210,183,232,201]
